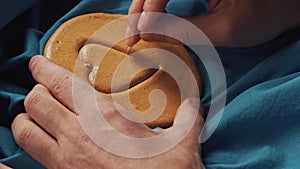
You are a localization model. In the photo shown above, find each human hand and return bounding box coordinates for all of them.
[11,55,205,169]
[0,163,12,169]
[127,0,300,47]
[126,0,169,46]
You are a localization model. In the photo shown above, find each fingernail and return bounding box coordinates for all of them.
[138,11,146,31]
[29,55,41,71]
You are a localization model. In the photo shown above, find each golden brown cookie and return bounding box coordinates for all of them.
[44,13,201,128]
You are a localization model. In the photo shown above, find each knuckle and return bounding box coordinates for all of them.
[51,72,71,97]
[69,128,90,146]
[24,85,45,112]
[74,133,90,146]
[13,121,33,146]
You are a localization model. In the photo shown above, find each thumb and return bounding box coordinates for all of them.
[171,97,204,152]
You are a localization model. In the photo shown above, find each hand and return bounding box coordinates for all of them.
[126,0,169,46]
[11,55,205,169]
[127,0,300,47]
[0,163,12,169]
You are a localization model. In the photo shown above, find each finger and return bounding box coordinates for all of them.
[126,0,169,46]
[171,97,204,151]
[0,163,12,169]
[29,55,82,111]
[29,56,156,138]
[126,0,146,46]
[142,0,169,12]
[11,113,60,168]
[137,0,169,31]
[79,93,157,138]
[126,15,141,47]
[128,0,146,15]
[29,56,154,137]
[24,84,76,137]
[142,0,288,47]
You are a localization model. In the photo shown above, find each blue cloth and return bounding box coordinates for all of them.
[0,0,299,168]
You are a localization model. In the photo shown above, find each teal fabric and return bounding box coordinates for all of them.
[0,0,299,168]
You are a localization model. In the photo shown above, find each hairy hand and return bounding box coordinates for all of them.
[12,56,205,169]
[127,0,300,47]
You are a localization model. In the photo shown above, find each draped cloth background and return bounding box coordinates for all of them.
[0,0,299,168]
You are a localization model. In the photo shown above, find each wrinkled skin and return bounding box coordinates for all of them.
[126,0,300,47]
[10,55,206,169]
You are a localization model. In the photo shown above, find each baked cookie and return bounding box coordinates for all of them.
[44,13,201,128]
